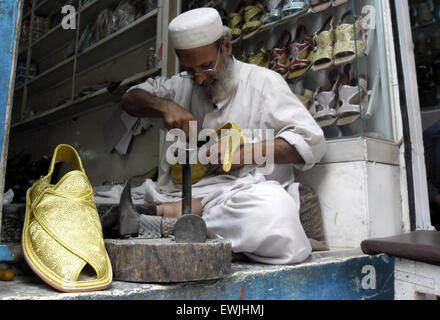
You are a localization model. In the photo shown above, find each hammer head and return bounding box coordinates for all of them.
[119,178,161,238]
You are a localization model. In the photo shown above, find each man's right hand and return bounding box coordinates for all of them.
[162,101,195,140]
[121,89,195,140]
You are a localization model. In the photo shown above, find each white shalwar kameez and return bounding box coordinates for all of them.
[96,57,327,265]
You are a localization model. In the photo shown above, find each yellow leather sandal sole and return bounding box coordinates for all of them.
[171,122,247,184]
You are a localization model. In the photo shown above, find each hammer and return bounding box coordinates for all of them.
[118,143,207,243]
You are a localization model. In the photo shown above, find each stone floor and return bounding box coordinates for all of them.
[0,249,395,300]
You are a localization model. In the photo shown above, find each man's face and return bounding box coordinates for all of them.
[176,42,225,87]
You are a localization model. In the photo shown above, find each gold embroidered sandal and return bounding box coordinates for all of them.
[334,11,367,66]
[312,16,335,71]
[22,144,112,293]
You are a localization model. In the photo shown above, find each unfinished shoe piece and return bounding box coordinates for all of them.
[309,0,332,13]
[313,69,341,127]
[312,16,335,71]
[287,24,313,80]
[336,64,369,126]
[334,11,367,66]
[22,144,112,293]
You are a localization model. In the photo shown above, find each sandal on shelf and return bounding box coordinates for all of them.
[287,24,313,81]
[313,69,341,127]
[282,0,309,18]
[295,87,315,115]
[309,0,332,13]
[290,80,314,113]
[270,30,292,78]
[22,144,112,293]
[334,11,367,66]
[248,41,271,68]
[229,2,246,44]
[312,16,335,71]
[242,2,266,40]
[332,0,348,7]
[238,48,249,63]
[264,0,285,24]
[336,64,369,126]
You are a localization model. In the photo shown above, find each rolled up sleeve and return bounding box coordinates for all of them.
[261,73,327,171]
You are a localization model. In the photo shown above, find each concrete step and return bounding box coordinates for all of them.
[0,248,394,300]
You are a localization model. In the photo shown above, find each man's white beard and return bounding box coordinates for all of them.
[201,53,235,104]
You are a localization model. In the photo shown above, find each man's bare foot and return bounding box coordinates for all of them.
[157,198,202,218]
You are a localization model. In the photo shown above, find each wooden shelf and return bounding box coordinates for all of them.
[77,9,158,73]
[24,10,157,94]
[34,0,55,17]
[11,67,161,131]
[26,56,75,92]
[239,7,313,43]
[204,1,223,8]
[11,0,163,132]
[31,18,77,61]
[412,20,440,32]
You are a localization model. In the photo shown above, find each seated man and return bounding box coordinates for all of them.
[119,8,327,264]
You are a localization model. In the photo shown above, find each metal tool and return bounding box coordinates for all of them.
[118,143,207,243]
[107,143,231,283]
[174,143,207,243]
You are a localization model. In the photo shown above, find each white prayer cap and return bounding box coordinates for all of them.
[168,8,224,50]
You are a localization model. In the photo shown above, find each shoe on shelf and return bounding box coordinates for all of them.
[417,1,434,25]
[287,24,313,80]
[334,11,367,66]
[336,64,369,126]
[269,29,292,78]
[313,69,341,127]
[242,2,266,40]
[312,16,335,71]
[248,41,271,68]
[281,0,309,18]
[229,1,247,44]
[290,79,314,114]
[332,0,348,7]
[309,0,332,13]
[264,0,285,24]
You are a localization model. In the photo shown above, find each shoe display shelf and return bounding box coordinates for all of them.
[11,0,165,132]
